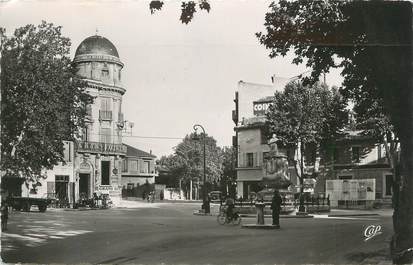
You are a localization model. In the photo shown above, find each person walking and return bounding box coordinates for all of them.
[271,190,282,228]
[1,200,9,232]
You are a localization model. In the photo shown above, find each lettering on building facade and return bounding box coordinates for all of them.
[76,141,127,155]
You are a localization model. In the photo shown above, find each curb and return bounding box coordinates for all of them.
[242,224,281,230]
[240,214,314,219]
[328,213,380,217]
[193,212,213,216]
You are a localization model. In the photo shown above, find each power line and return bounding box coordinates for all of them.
[87,133,184,140]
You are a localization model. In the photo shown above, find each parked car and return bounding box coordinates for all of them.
[8,196,56,212]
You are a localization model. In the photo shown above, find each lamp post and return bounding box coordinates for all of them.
[193,124,209,214]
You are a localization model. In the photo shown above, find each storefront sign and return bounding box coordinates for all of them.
[253,101,272,116]
[77,141,127,155]
[96,185,119,191]
[96,185,121,196]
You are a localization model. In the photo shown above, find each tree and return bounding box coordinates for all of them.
[1,21,93,194]
[266,81,348,211]
[220,146,237,198]
[149,0,210,24]
[175,133,222,186]
[159,133,222,199]
[257,1,413,263]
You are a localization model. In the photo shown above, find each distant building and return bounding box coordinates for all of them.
[121,144,157,189]
[320,132,394,207]
[232,78,392,206]
[232,78,291,199]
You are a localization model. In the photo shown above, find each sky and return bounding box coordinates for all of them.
[0,0,343,157]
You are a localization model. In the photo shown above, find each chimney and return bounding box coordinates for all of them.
[150,150,152,155]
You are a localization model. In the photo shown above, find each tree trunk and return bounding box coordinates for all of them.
[391,10,413,262]
[391,134,413,264]
[190,179,193,201]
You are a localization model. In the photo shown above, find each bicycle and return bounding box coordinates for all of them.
[217,206,242,225]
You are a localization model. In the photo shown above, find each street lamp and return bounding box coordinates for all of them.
[192,124,209,214]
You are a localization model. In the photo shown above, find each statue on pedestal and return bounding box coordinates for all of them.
[262,135,291,190]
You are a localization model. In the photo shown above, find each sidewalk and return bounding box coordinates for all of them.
[327,208,393,217]
[237,208,393,218]
[123,197,203,204]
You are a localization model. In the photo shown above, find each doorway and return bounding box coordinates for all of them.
[79,173,90,198]
[384,174,393,197]
[101,161,110,185]
[55,175,69,203]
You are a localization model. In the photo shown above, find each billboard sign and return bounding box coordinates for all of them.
[253,101,272,116]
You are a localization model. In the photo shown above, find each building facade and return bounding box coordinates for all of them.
[231,79,393,205]
[320,133,394,206]
[21,141,76,205]
[121,144,157,188]
[232,79,290,199]
[72,35,127,205]
[13,34,159,207]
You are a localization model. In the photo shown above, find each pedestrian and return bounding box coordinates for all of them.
[1,200,9,232]
[271,190,282,228]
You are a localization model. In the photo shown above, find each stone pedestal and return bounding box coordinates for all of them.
[255,201,265,225]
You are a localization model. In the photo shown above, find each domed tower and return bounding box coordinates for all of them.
[73,35,126,203]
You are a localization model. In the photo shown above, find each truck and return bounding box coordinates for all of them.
[8,197,56,212]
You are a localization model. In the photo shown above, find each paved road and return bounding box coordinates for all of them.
[1,203,392,264]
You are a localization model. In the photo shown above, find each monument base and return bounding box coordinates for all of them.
[296,211,309,216]
[242,224,280,230]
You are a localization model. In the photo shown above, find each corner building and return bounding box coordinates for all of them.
[73,35,127,204]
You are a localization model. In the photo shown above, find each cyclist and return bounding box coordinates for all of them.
[224,196,235,221]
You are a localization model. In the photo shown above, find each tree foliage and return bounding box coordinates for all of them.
[1,21,93,188]
[220,146,237,198]
[257,1,409,137]
[158,133,223,196]
[149,0,210,24]
[257,1,412,263]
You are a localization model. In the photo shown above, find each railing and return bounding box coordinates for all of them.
[99,110,112,121]
[76,141,127,155]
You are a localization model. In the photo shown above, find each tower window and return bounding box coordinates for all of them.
[102,69,109,78]
[246,153,254,167]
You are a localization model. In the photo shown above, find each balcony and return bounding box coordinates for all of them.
[99,110,112,121]
[76,141,127,155]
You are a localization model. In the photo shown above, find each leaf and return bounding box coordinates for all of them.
[180,1,197,24]
[149,0,164,14]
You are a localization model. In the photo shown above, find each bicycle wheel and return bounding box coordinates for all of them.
[232,214,242,225]
[217,213,227,225]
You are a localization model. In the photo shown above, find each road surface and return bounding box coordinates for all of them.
[1,202,392,264]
